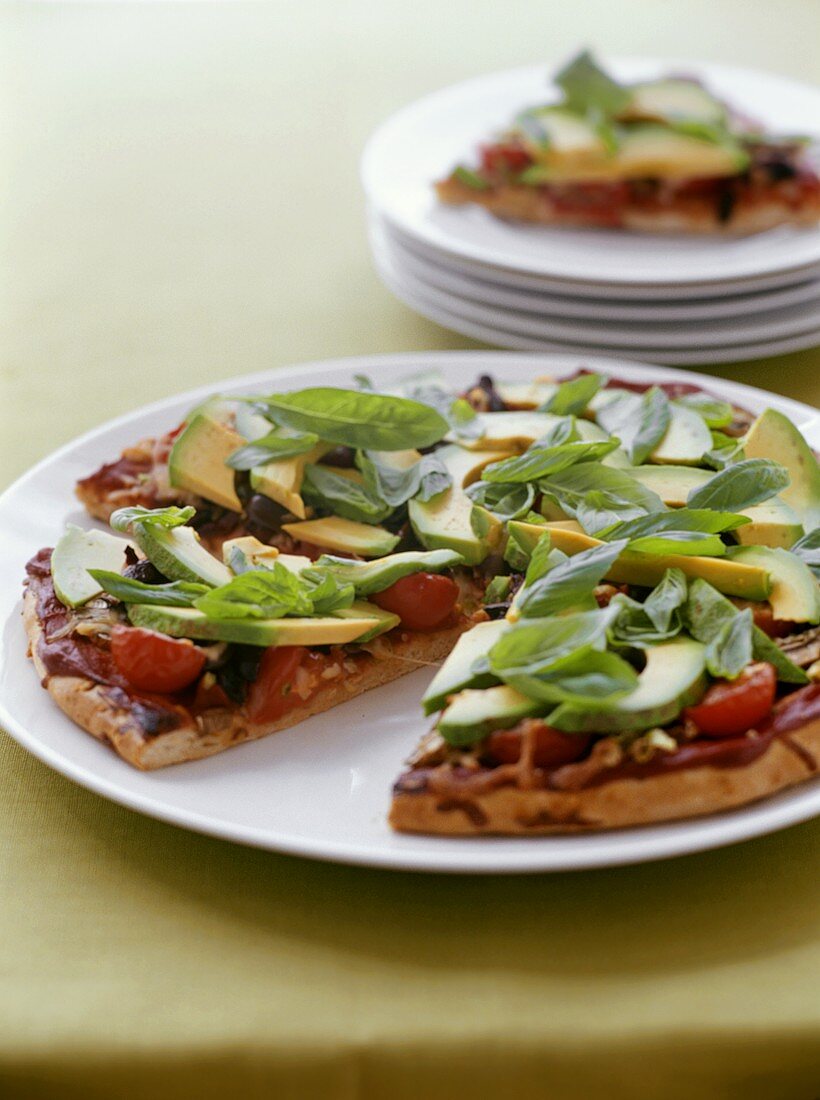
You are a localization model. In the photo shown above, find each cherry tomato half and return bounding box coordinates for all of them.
[480,143,532,175]
[110,625,207,694]
[684,662,777,738]
[246,646,308,725]
[485,722,591,768]
[372,573,459,632]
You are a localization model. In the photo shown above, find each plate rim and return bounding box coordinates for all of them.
[2,350,819,873]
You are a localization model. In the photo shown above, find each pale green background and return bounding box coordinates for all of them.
[2,3,819,1097]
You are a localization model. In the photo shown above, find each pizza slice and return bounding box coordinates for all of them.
[391,387,820,834]
[436,51,820,233]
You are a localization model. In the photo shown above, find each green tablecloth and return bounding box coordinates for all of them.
[2,5,819,1097]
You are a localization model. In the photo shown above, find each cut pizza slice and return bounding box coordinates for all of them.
[436,51,820,233]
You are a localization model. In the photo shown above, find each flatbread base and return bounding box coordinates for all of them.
[436,177,820,234]
[24,589,467,770]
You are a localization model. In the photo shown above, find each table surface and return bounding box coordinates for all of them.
[2,4,819,1098]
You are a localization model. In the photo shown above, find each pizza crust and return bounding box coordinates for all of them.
[436,177,820,234]
[23,588,467,770]
[389,723,820,834]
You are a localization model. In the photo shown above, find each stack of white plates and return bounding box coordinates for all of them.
[362,60,820,364]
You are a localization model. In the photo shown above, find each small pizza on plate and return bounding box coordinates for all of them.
[436,51,820,234]
[22,366,820,836]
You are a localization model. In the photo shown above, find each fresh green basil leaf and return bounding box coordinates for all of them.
[403,383,482,440]
[644,568,688,632]
[684,578,808,684]
[110,505,195,534]
[353,374,375,391]
[597,387,671,466]
[484,438,618,484]
[484,575,512,604]
[627,532,727,557]
[453,165,490,191]
[488,608,613,678]
[598,508,749,541]
[790,528,820,578]
[541,373,604,416]
[524,531,555,586]
[703,431,746,471]
[302,464,392,525]
[608,594,682,648]
[674,393,734,428]
[506,648,639,706]
[194,563,313,621]
[88,570,209,607]
[705,607,753,680]
[259,388,448,451]
[686,458,790,512]
[226,430,319,471]
[358,451,451,508]
[466,480,535,522]
[298,571,355,615]
[540,462,666,532]
[515,539,628,619]
[554,49,631,116]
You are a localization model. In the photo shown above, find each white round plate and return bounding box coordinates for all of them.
[373,228,820,348]
[362,60,820,286]
[2,353,819,873]
[381,221,820,323]
[375,256,820,364]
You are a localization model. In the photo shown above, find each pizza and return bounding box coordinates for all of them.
[22,366,820,834]
[436,51,820,234]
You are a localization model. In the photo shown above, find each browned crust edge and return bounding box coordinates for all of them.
[389,722,820,835]
[23,588,466,770]
[435,177,820,235]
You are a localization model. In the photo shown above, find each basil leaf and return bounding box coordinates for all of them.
[88,570,209,607]
[358,451,451,508]
[453,166,490,191]
[674,393,734,428]
[404,383,482,440]
[515,539,628,619]
[506,648,639,706]
[706,608,753,680]
[684,578,807,684]
[484,438,618,484]
[554,49,630,116]
[259,388,448,450]
[686,458,790,512]
[226,430,319,471]
[703,431,746,471]
[596,387,671,465]
[541,463,666,533]
[524,531,555,586]
[195,563,313,620]
[541,373,604,416]
[627,532,727,557]
[353,373,375,391]
[484,575,512,604]
[789,529,820,578]
[466,480,535,522]
[598,508,749,542]
[298,571,355,615]
[306,548,464,597]
[110,505,195,534]
[644,568,688,632]
[488,608,613,678]
[302,465,391,525]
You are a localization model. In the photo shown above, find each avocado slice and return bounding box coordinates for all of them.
[743,408,820,531]
[549,638,707,733]
[434,443,512,488]
[51,526,136,609]
[168,412,244,513]
[311,548,464,596]
[222,535,280,574]
[249,443,329,520]
[732,498,804,550]
[127,605,384,646]
[437,685,543,746]
[422,619,509,715]
[615,124,748,180]
[495,381,558,409]
[132,524,232,587]
[627,464,712,506]
[728,546,820,623]
[281,517,400,558]
[538,523,771,601]
[619,79,726,126]
[453,412,562,452]
[649,404,712,466]
[331,601,400,642]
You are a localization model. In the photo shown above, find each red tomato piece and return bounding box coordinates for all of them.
[246,646,308,725]
[486,723,591,768]
[372,573,459,632]
[480,143,532,175]
[110,625,207,694]
[684,662,777,738]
